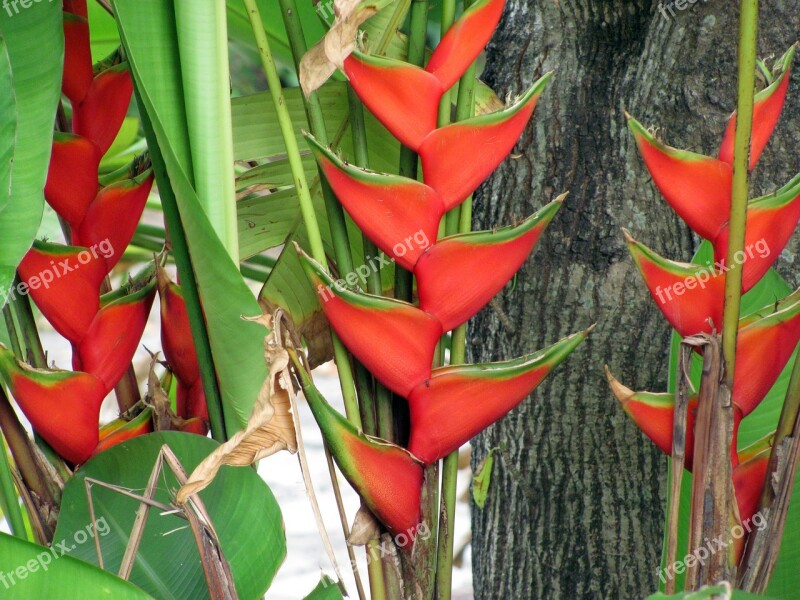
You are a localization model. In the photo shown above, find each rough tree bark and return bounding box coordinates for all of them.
[469,1,800,598]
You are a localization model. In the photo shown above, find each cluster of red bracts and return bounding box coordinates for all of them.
[0,1,203,464]
[607,46,799,529]
[294,0,587,539]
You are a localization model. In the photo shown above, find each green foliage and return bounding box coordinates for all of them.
[54,432,285,600]
[0,532,152,599]
[0,3,62,308]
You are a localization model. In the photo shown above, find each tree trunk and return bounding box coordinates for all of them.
[470,1,800,598]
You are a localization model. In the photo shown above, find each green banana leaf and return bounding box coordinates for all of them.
[662,241,800,596]
[0,3,62,308]
[304,575,345,600]
[54,432,285,600]
[112,0,268,434]
[0,532,152,599]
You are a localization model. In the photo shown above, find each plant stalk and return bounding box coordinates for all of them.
[242,0,362,427]
[721,0,759,388]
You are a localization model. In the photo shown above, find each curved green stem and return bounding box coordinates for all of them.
[0,432,27,539]
[722,0,758,387]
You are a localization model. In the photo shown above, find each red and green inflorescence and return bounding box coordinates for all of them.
[296,0,588,539]
[608,45,800,531]
[0,1,206,464]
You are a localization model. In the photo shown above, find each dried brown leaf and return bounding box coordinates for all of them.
[299,0,379,96]
[177,314,297,504]
[347,505,380,546]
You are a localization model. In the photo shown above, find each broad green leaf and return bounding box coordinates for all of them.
[304,576,344,600]
[99,116,144,172]
[0,532,152,599]
[238,187,299,260]
[174,0,238,260]
[54,432,285,600]
[113,0,267,433]
[0,3,62,307]
[662,241,798,593]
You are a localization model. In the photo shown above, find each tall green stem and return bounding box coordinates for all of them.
[242,0,363,429]
[395,0,429,302]
[435,10,478,595]
[721,0,758,387]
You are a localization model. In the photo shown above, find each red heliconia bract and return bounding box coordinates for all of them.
[625,232,725,337]
[45,133,101,229]
[75,280,156,392]
[72,64,134,156]
[408,331,588,464]
[301,253,442,397]
[61,12,93,104]
[0,346,106,464]
[718,47,795,170]
[73,171,154,271]
[416,198,562,332]
[156,264,207,421]
[94,408,154,456]
[18,240,108,342]
[297,362,424,539]
[307,135,444,270]
[732,436,773,524]
[420,75,551,209]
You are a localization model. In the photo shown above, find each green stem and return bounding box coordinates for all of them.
[2,304,22,358]
[278,0,356,278]
[242,0,362,429]
[436,4,478,594]
[436,0,456,126]
[135,91,228,443]
[721,0,758,388]
[0,433,27,539]
[395,0,429,303]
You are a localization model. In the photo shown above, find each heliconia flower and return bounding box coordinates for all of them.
[295,362,423,538]
[62,12,93,104]
[424,0,506,92]
[45,133,101,229]
[733,289,800,417]
[72,64,133,156]
[75,278,156,392]
[341,0,506,150]
[624,231,725,337]
[420,74,551,210]
[712,173,800,293]
[627,115,732,242]
[306,134,444,270]
[18,240,108,343]
[156,265,200,390]
[342,52,443,151]
[409,330,588,464]
[94,407,154,455]
[732,434,773,524]
[299,250,442,397]
[73,170,154,271]
[719,46,795,170]
[0,345,106,464]
[416,197,564,332]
